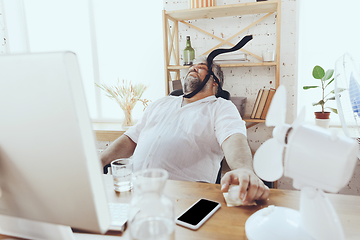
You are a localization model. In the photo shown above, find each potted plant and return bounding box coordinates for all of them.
[303,65,337,127]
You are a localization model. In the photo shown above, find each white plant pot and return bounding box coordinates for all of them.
[315,118,330,129]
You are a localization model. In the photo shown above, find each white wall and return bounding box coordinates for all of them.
[164,0,296,182]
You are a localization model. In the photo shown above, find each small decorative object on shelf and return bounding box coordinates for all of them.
[189,0,216,9]
[95,79,149,129]
[262,50,275,62]
[183,36,195,66]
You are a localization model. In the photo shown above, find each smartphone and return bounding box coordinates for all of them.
[175,198,221,230]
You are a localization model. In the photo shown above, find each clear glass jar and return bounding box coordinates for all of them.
[128,169,174,240]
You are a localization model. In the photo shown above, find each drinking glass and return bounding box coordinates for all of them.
[111,158,133,192]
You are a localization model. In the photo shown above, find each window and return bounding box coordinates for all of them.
[297,0,360,125]
[3,0,165,122]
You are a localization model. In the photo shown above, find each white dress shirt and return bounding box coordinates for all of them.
[125,95,247,183]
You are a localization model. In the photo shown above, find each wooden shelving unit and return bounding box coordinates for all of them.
[167,61,277,70]
[162,0,281,124]
[165,1,278,21]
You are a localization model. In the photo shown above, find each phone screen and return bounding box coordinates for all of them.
[177,199,219,226]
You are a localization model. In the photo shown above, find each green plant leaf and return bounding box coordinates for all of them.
[325,91,335,98]
[326,107,338,114]
[324,78,334,88]
[303,86,319,90]
[313,65,325,79]
[336,87,347,93]
[327,88,347,96]
[312,100,324,106]
[323,69,334,80]
[326,96,336,100]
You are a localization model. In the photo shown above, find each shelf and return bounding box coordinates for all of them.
[243,115,266,123]
[165,1,278,21]
[167,61,277,70]
[163,0,281,95]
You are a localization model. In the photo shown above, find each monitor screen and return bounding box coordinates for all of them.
[0,52,111,238]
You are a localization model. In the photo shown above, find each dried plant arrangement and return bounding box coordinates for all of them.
[95,79,149,127]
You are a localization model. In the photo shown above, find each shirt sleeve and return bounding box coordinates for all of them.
[214,99,247,146]
[124,97,166,144]
[124,99,156,144]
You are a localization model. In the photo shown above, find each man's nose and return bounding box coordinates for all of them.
[189,67,197,73]
[193,66,200,71]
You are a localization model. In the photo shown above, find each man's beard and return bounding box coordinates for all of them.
[183,74,202,94]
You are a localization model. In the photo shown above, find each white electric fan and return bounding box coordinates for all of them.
[335,53,360,158]
[245,85,358,240]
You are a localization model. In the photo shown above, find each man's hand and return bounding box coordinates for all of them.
[220,168,270,204]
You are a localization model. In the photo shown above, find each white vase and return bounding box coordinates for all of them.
[315,118,330,129]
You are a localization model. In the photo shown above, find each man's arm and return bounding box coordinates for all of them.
[220,133,270,204]
[100,134,137,167]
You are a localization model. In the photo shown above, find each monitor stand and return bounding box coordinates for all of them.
[0,214,75,240]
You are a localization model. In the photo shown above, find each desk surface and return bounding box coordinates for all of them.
[104,175,360,240]
[1,175,360,239]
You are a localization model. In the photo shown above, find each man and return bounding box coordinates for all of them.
[100,58,269,204]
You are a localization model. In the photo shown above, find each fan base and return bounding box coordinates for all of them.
[245,206,313,240]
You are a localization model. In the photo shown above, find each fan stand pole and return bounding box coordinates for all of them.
[299,187,345,240]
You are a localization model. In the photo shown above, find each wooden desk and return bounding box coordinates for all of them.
[1,175,360,239]
[102,175,360,240]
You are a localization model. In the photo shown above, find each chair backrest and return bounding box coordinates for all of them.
[169,88,231,101]
[169,89,184,96]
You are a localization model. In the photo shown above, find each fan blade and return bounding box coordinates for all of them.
[253,138,284,182]
[292,107,306,129]
[266,85,287,127]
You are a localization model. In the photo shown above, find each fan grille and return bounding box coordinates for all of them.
[335,53,360,139]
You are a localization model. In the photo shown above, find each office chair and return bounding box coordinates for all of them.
[169,88,230,100]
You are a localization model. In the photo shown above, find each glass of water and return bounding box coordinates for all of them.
[111,158,133,192]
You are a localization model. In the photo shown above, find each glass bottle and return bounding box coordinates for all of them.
[183,36,195,66]
[128,169,175,240]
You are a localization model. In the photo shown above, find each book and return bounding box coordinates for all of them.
[260,88,276,120]
[255,89,270,119]
[250,89,263,119]
[214,60,250,65]
[214,53,247,61]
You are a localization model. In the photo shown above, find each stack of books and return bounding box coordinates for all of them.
[250,88,276,120]
[213,53,248,65]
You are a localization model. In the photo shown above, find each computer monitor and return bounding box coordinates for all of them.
[0,52,111,239]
